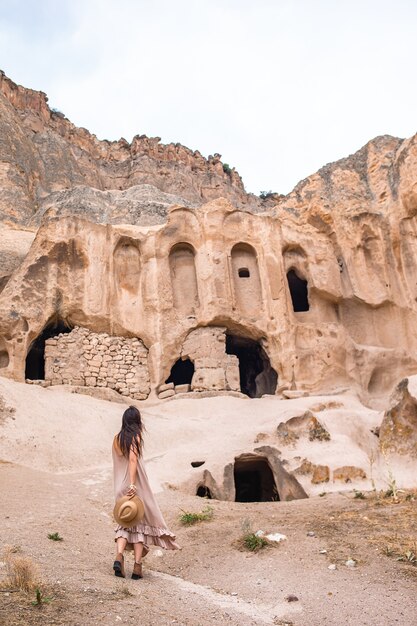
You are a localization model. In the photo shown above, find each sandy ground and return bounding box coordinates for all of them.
[0,379,416,625]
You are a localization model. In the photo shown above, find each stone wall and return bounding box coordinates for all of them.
[44,327,150,400]
[183,327,240,393]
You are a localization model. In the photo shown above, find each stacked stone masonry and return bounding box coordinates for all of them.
[44,327,150,400]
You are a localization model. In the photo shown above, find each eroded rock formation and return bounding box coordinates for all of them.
[0,71,258,229]
[380,376,417,456]
[0,193,417,405]
[0,72,417,412]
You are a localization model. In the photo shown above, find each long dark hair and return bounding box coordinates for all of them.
[117,406,145,458]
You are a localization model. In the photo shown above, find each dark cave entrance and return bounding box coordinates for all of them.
[165,358,195,386]
[225,334,277,398]
[287,269,309,312]
[25,320,72,380]
[196,485,212,499]
[234,456,279,502]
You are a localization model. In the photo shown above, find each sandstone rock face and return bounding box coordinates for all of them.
[0,196,417,405]
[0,71,259,229]
[379,376,417,456]
[1,73,417,415]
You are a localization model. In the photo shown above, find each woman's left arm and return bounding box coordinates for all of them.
[126,440,139,498]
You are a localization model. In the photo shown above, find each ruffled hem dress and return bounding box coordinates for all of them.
[112,436,180,556]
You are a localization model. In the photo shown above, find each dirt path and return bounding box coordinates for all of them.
[1,463,416,626]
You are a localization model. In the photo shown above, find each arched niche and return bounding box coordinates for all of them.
[230,243,262,315]
[169,243,200,314]
[114,237,141,293]
[25,319,72,380]
[287,268,309,312]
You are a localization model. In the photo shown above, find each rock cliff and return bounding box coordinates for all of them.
[1,72,417,414]
[0,70,259,228]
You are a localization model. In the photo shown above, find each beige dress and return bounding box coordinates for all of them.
[112,436,180,555]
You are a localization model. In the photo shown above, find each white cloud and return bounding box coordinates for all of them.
[0,0,416,194]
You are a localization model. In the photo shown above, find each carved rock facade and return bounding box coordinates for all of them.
[0,196,417,403]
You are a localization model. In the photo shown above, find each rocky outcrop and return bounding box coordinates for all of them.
[379,376,417,456]
[0,71,259,229]
[277,411,331,443]
[333,466,367,483]
[1,72,417,415]
[0,197,417,404]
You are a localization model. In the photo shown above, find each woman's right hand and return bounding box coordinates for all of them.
[126,484,137,499]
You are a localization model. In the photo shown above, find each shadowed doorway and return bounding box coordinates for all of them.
[25,320,72,380]
[165,358,195,386]
[226,334,277,398]
[234,455,279,502]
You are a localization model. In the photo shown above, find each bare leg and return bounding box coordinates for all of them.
[132,542,144,579]
[116,537,127,556]
[133,542,144,563]
[114,537,127,578]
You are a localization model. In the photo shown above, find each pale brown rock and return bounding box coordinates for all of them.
[158,389,175,399]
[311,465,330,484]
[277,412,330,443]
[333,466,367,483]
[174,384,191,394]
[379,376,417,456]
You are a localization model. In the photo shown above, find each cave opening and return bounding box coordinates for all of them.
[287,269,309,312]
[225,334,277,398]
[165,358,195,386]
[196,485,212,499]
[25,319,72,380]
[234,456,279,502]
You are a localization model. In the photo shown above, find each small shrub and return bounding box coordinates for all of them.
[354,490,365,499]
[51,108,65,118]
[242,532,268,552]
[179,506,213,526]
[259,190,275,200]
[47,532,63,541]
[237,519,269,552]
[3,547,40,592]
[222,163,232,175]
[31,587,53,605]
[397,550,417,565]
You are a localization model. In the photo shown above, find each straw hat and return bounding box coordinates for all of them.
[113,495,145,527]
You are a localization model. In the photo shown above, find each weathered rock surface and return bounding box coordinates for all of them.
[1,71,417,431]
[379,376,417,456]
[0,195,417,406]
[0,71,259,229]
[333,466,367,483]
[277,411,330,443]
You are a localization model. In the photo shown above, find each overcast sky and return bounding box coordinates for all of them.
[1,0,416,195]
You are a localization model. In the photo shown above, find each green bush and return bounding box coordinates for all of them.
[179,506,213,526]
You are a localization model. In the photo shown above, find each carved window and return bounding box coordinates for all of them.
[287,269,309,312]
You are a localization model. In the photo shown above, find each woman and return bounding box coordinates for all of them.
[112,405,179,579]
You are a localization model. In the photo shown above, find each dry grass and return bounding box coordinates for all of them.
[2,546,41,592]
